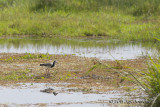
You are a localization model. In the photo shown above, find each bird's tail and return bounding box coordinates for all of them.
[40,64,45,66]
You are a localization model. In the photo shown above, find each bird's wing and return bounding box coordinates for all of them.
[40,63,52,66]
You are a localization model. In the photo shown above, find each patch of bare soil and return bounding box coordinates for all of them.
[0,53,148,92]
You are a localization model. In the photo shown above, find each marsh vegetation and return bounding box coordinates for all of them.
[0,0,160,41]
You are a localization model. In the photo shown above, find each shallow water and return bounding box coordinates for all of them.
[0,83,145,107]
[0,37,158,60]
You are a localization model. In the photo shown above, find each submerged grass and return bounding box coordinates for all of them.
[0,0,160,41]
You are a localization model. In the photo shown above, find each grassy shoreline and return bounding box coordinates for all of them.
[0,53,147,89]
[0,0,160,41]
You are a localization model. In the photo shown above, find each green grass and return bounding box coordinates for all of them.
[146,57,160,106]
[19,53,51,60]
[0,68,54,81]
[86,54,160,106]
[0,0,160,41]
[0,53,51,62]
[118,54,160,106]
[0,69,31,81]
[129,57,160,107]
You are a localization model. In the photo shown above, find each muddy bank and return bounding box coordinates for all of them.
[0,53,148,90]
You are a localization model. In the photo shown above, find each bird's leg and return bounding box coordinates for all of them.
[46,68,48,77]
[46,68,50,77]
[48,69,50,77]
[47,68,49,77]
[48,68,50,77]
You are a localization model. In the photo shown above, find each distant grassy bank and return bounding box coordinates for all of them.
[0,0,160,41]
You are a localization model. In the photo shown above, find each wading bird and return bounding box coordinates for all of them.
[40,61,56,77]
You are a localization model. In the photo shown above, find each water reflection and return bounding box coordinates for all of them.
[0,37,157,60]
[0,83,145,107]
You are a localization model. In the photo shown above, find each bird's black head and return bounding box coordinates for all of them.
[51,61,56,67]
[53,61,56,64]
